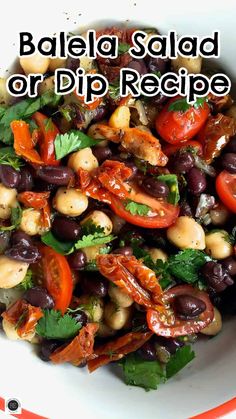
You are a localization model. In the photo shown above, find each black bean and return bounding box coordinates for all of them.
[0,231,10,254]
[221,257,236,276]
[11,231,33,247]
[81,274,108,297]
[68,250,87,270]
[138,341,158,361]
[39,340,61,362]
[37,166,74,185]
[24,286,54,309]
[187,167,206,195]
[91,105,107,122]
[109,214,126,234]
[52,216,81,241]
[113,246,133,256]
[142,177,169,198]
[34,179,57,192]
[5,243,40,263]
[92,146,112,163]
[202,261,234,292]
[174,295,206,319]
[66,57,80,72]
[72,310,88,327]
[225,137,236,153]
[127,59,147,75]
[221,153,236,173]
[17,168,33,192]
[125,161,138,180]
[0,164,20,188]
[172,152,195,174]
[180,201,193,217]
[154,336,184,355]
[145,56,169,74]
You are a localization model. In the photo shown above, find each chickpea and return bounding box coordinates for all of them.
[108,284,133,308]
[172,55,202,74]
[0,78,11,105]
[210,203,230,226]
[0,183,17,220]
[201,307,222,336]
[53,187,88,217]
[87,123,108,142]
[97,322,116,338]
[205,230,233,260]
[226,104,236,120]
[104,301,132,330]
[48,57,67,72]
[83,244,107,262]
[81,210,113,236]
[148,248,168,263]
[79,56,94,72]
[20,208,43,236]
[109,106,130,129]
[2,318,36,342]
[68,147,98,173]
[20,54,50,75]
[78,295,104,322]
[38,75,55,95]
[167,216,205,250]
[0,255,29,288]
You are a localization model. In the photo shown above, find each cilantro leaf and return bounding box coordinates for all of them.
[54,130,99,160]
[0,90,61,144]
[118,42,130,54]
[36,309,81,340]
[0,147,24,170]
[132,244,173,289]
[166,345,195,379]
[41,231,74,255]
[168,97,208,112]
[125,200,151,216]
[18,269,34,290]
[75,233,116,249]
[0,204,22,232]
[121,353,166,391]
[108,81,120,100]
[168,249,210,283]
[81,220,105,236]
[157,174,180,205]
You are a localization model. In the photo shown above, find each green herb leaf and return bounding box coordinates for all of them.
[121,353,166,391]
[54,130,99,160]
[118,42,130,54]
[125,200,151,216]
[157,174,180,205]
[132,244,172,289]
[75,233,116,249]
[18,269,34,290]
[0,90,61,144]
[0,204,22,232]
[41,231,74,255]
[81,220,105,236]
[168,97,208,113]
[166,345,195,379]
[108,81,120,100]
[168,249,210,283]
[0,147,24,170]
[36,309,81,340]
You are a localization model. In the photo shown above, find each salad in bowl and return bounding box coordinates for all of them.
[0,25,235,392]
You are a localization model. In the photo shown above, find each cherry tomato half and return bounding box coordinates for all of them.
[147,285,214,337]
[109,186,179,229]
[155,97,210,144]
[163,140,203,157]
[216,170,236,213]
[35,246,73,314]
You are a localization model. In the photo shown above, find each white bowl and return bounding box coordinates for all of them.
[0,1,236,418]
